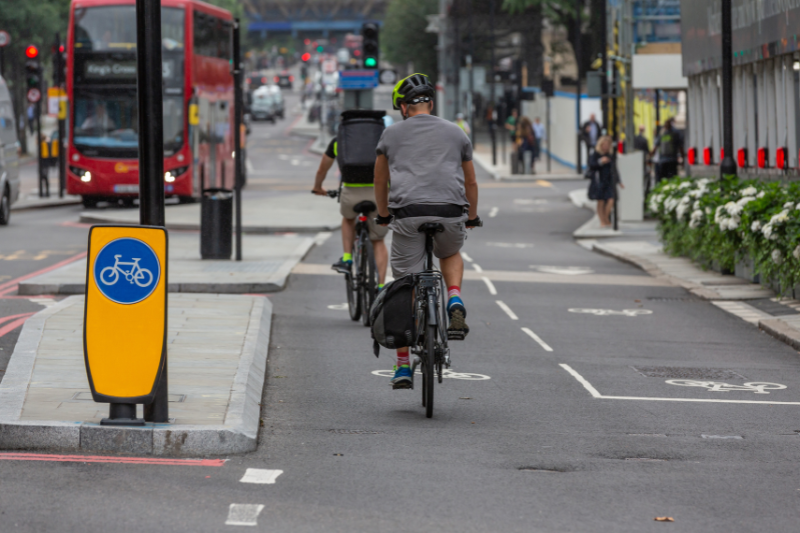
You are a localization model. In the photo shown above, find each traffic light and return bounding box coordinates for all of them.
[361,23,379,69]
[301,52,311,62]
[24,45,41,91]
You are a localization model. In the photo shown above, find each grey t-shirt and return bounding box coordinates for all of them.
[375,113,472,209]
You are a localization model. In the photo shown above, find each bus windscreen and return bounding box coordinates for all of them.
[73,6,185,52]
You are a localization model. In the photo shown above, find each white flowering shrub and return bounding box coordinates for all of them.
[648,176,800,293]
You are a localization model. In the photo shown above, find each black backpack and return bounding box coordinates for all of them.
[336,110,385,184]
[369,275,415,356]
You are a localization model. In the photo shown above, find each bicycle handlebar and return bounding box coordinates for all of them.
[465,216,483,228]
[310,190,340,198]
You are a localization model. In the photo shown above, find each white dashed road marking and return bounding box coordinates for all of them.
[488,207,499,218]
[496,300,519,320]
[226,504,265,526]
[240,468,283,484]
[461,252,474,263]
[472,263,483,273]
[521,327,553,352]
[481,276,497,295]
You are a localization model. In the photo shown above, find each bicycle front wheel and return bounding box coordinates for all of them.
[425,324,436,418]
[360,237,377,327]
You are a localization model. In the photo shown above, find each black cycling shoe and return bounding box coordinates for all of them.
[331,258,352,275]
[447,304,469,341]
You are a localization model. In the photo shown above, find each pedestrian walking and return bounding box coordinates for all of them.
[633,125,649,153]
[27,105,35,135]
[587,135,623,228]
[505,108,518,143]
[650,118,683,182]
[532,117,545,161]
[516,116,537,174]
[454,113,471,136]
[582,113,602,157]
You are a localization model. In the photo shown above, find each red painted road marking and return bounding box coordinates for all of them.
[0,312,36,326]
[0,314,36,339]
[0,452,227,467]
[0,251,87,296]
[284,111,304,137]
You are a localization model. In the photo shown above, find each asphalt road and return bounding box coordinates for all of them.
[1,91,800,532]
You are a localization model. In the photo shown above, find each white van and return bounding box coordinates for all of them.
[0,75,20,225]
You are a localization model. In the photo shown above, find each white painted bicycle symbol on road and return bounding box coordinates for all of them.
[569,308,653,317]
[666,380,787,394]
[99,255,154,288]
[372,369,491,381]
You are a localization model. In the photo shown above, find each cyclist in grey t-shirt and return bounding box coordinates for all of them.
[374,73,481,389]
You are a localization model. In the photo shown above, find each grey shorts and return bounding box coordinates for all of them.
[389,215,467,278]
[339,186,389,241]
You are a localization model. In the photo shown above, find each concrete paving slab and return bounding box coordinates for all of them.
[0,293,271,456]
[78,192,341,233]
[18,232,319,295]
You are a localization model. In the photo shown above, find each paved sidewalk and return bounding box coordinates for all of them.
[19,232,322,295]
[12,192,82,211]
[472,141,581,181]
[0,293,271,455]
[79,192,340,233]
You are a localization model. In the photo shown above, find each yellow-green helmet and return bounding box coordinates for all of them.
[392,73,435,110]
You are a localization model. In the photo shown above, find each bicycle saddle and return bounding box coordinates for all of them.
[417,222,445,233]
[353,200,377,214]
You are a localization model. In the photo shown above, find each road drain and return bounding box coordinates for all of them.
[624,458,666,462]
[631,366,746,380]
[518,467,565,472]
[328,429,385,435]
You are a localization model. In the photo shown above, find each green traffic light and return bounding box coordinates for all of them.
[364,57,377,68]
[316,45,324,53]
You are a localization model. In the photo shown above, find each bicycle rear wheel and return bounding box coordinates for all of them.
[425,324,435,418]
[360,237,377,327]
[346,241,361,321]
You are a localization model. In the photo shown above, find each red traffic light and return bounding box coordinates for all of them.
[25,45,39,59]
[301,52,311,62]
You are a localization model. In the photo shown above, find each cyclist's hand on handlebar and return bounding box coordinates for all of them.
[465,216,483,229]
[375,212,393,226]
[311,187,328,197]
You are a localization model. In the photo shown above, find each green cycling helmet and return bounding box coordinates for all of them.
[392,73,435,110]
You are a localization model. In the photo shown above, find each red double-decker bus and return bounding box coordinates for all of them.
[66,0,235,207]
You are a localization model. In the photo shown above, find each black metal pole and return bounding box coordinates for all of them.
[719,0,736,181]
[468,0,476,148]
[37,98,45,197]
[546,95,551,172]
[655,89,660,137]
[56,33,65,198]
[233,19,243,262]
[0,48,4,79]
[490,0,497,166]
[136,0,168,423]
[575,0,582,172]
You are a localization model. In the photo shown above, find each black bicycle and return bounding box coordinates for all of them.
[327,189,378,327]
[410,218,481,418]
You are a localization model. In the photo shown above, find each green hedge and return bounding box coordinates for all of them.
[648,175,800,294]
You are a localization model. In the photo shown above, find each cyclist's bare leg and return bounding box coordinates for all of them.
[341,217,355,256]
[440,252,464,289]
[372,239,388,285]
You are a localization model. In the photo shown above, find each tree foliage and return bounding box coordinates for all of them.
[382,0,439,81]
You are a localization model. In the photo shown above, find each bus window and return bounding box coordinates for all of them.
[194,12,231,59]
[74,6,184,52]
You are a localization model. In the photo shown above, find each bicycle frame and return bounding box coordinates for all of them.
[411,231,450,370]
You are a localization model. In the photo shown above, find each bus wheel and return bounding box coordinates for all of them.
[82,196,99,209]
[120,197,135,208]
[178,196,196,204]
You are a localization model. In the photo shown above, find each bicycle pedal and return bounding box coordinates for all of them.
[447,329,467,341]
[392,381,413,390]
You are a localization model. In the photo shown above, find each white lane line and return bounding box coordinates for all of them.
[559,364,602,398]
[489,206,499,218]
[521,327,553,352]
[461,252,474,263]
[559,363,800,405]
[246,158,254,173]
[313,232,332,246]
[225,504,265,526]
[472,263,484,273]
[496,300,518,320]
[239,468,283,484]
[481,276,497,295]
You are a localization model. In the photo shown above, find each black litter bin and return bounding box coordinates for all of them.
[201,188,233,260]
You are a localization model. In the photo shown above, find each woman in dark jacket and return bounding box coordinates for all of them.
[588,135,624,227]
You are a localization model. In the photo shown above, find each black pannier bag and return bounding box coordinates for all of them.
[369,274,415,356]
[336,110,385,184]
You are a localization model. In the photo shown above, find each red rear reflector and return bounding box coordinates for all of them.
[358,215,367,222]
[737,148,747,168]
[687,147,697,165]
[757,147,768,168]
[777,147,787,169]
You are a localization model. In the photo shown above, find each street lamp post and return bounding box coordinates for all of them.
[575,0,582,172]
[719,0,736,183]
[136,0,169,423]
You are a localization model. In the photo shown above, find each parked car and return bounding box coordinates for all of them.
[275,71,293,90]
[268,85,285,119]
[0,75,20,225]
[250,87,276,123]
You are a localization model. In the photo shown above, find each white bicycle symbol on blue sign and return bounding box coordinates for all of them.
[99,255,154,287]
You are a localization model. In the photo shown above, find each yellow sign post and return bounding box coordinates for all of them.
[84,225,168,425]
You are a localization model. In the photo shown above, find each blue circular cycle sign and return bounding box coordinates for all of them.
[93,238,161,305]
